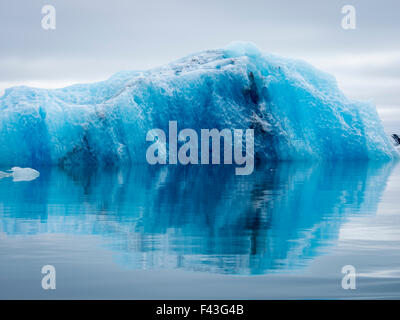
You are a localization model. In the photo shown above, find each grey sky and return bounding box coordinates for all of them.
[1,0,399,132]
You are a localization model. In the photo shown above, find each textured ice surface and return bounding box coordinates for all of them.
[0,42,398,167]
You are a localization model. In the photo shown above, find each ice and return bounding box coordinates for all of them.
[0,167,40,182]
[0,42,398,167]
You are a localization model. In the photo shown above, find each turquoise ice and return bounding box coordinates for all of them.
[0,42,398,166]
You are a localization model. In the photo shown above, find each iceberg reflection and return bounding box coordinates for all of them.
[0,161,395,274]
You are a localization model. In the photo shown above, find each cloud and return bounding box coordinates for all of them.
[0,0,399,130]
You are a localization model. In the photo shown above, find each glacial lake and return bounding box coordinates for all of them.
[0,161,399,299]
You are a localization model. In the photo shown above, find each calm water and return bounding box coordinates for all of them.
[0,161,400,299]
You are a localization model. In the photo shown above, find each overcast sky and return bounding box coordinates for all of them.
[1,0,399,132]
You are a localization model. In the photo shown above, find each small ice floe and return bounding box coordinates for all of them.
[0,167,40,182]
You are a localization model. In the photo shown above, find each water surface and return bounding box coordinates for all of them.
[0,161,399,299]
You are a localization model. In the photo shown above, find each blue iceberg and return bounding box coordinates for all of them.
[0,42,398,167]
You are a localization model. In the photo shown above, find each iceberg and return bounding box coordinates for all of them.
[0,42,398,167]
[0,167,40,182]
